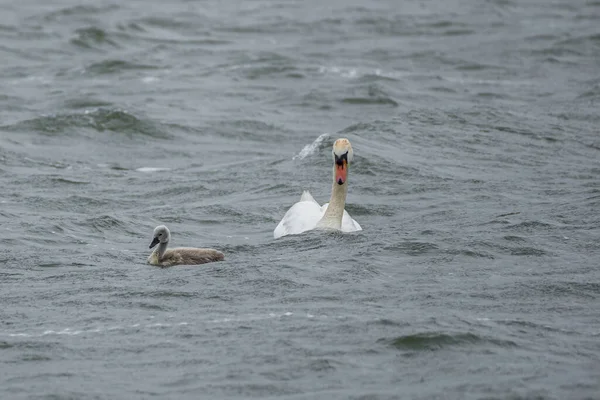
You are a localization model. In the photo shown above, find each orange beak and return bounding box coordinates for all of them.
[336,159,347,185]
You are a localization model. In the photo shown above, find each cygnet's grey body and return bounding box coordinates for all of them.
[147,225,224,267]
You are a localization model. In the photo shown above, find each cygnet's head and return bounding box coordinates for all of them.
[149,225,171,249]
[332,138,354,185]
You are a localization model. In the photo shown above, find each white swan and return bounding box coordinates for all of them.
[274,138,362,238]
[147,225,224,267]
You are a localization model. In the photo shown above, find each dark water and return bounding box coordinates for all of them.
[1,0,599,398]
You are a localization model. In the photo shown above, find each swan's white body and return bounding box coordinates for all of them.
[274,138,362,239]
[273,190,362,238]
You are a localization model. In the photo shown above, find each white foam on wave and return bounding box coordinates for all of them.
[318,65,406,80]
[293,133,329,160]
[9,75,53,86]
[1,321,190,338]
[0,313,335,338]
[443,76,533,86]
[135,167,171,173]
[206,312,294,324]
[319,66,358,78]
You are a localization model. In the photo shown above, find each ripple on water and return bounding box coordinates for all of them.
[62,97,114,109]
[340,84,399,106]
[210,119,292,143]
[503,220,557,233]
[380,332,518,351]
[344,203,395,217]
[84,59,160,75]
[82,214,138,236]
[39,4,120,22]
[383,241,439,256]
[3,108,170,139]
[70,26,121,50]
[20,195,112,215]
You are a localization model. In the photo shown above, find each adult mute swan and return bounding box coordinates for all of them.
[147,225,224,266]
[274,138,362,238]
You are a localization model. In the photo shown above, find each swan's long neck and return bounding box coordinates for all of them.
[317,165,348,230]
[155,242,168,260]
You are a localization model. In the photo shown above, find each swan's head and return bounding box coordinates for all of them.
[149,225,171,249]
[332,138,353,185]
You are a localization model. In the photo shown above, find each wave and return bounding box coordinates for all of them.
[380,332,518,351]
[2,108,171,139]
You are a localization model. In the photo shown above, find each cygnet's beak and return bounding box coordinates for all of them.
[149,237,160,249]
[334,152,348,185]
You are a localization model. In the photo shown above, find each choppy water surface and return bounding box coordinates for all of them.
[1,0,599,398]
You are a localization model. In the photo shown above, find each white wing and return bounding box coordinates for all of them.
[274,191,324,238]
